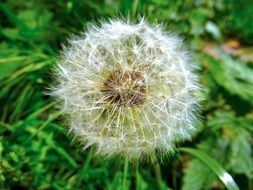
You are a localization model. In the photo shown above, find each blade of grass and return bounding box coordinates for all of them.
[53,145,78,168]
[76,152,93,186]
[0,3,30,31]
[179,147,239,190]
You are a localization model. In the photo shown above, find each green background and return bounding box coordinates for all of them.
[1,0,253,189]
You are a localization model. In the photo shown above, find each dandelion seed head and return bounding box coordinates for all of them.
[52,19,201,160]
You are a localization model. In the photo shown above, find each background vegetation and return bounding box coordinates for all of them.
[1,0,253,189]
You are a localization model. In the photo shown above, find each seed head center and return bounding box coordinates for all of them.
[102,69,147,107]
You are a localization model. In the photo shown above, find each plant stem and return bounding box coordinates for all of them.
[154,164,163,190]
[123,158,129,190]
[135,162,139,190]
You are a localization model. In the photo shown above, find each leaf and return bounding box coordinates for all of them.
[182,159,216,190]
[180,148,240,190]
[207,111,253,178]
[230,129,253,178]
[201,51,253,104]
[53,146,78,168]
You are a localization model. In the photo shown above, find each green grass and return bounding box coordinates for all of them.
[1,0,253,189]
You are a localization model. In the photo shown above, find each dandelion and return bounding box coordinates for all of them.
[52,19,201,160]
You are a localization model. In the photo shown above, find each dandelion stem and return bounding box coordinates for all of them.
[154,164,163,190]
[123,158,129,190]
[134,162,140,190]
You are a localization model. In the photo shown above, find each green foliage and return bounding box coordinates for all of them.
[201,51,253,104]
[218,0,253,45]
[1,0,253,189]
[207,111,253,179]
[182,159,216,190]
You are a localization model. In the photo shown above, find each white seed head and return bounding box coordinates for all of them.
[52,19,201,160]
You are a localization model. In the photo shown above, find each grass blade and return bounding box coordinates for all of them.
[179,147,240,190]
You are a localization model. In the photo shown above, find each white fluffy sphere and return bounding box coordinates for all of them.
[52,19,201,159]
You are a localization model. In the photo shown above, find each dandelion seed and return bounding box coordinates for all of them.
[52,19,201,160]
